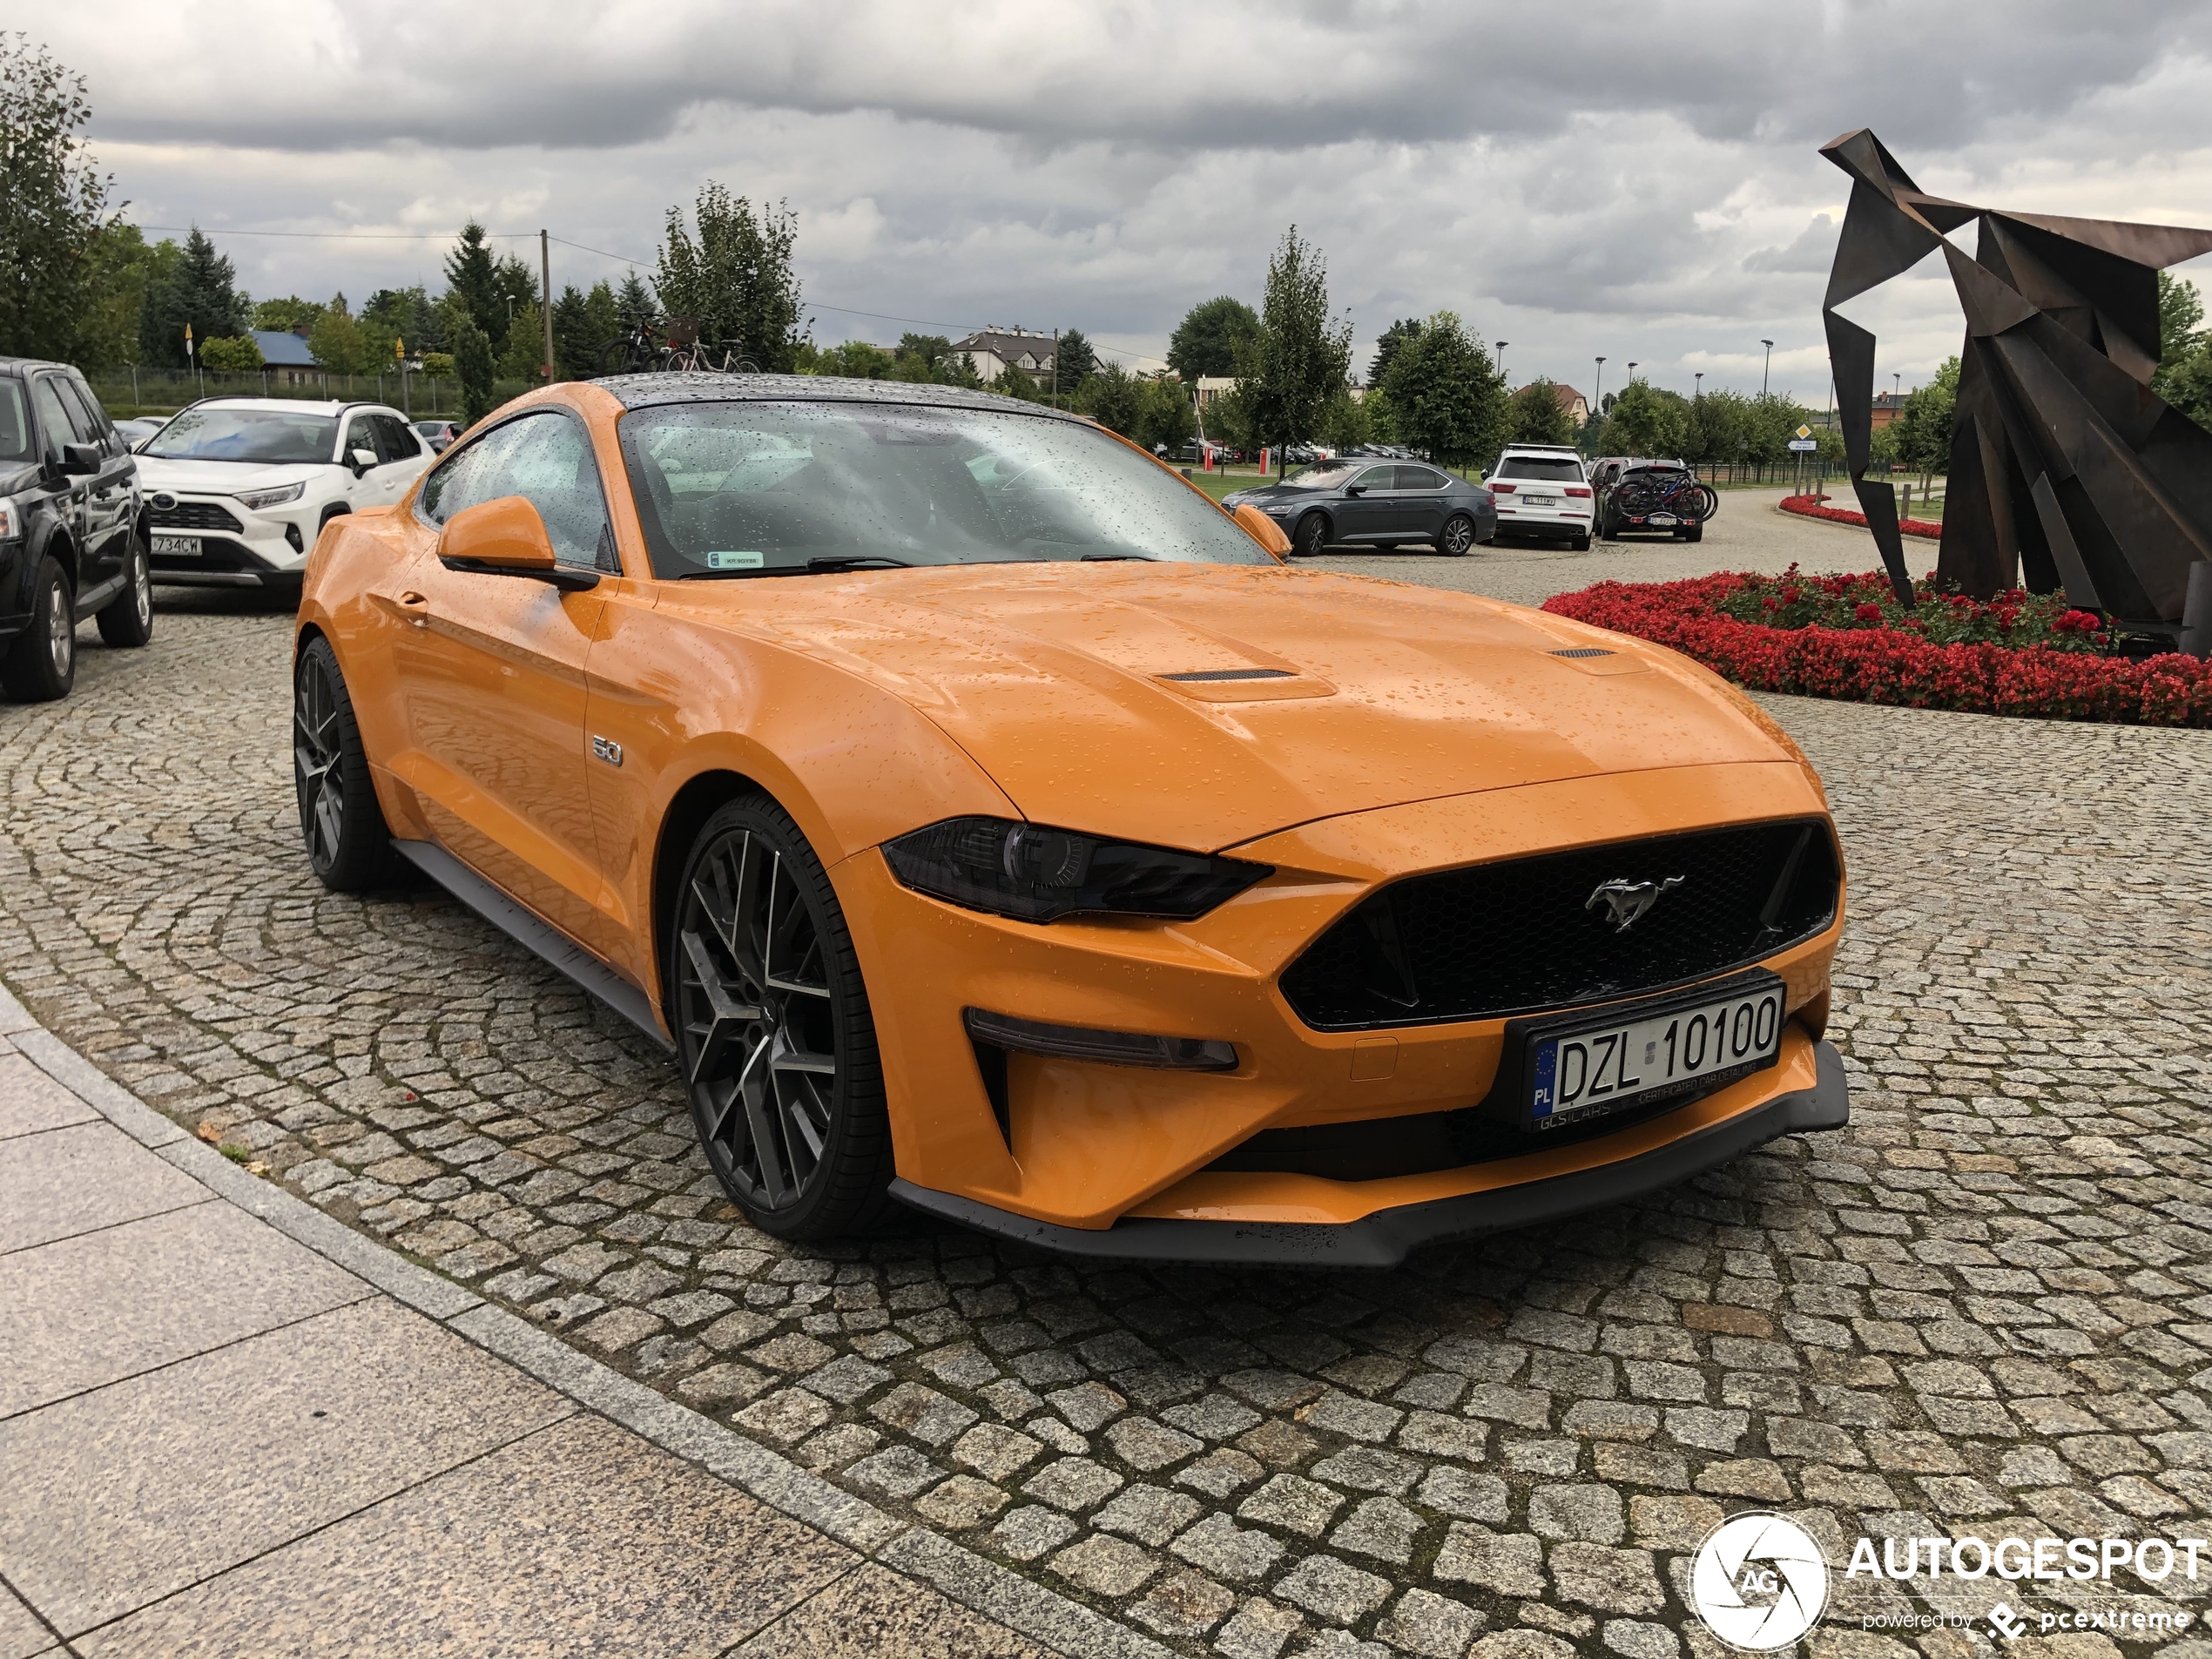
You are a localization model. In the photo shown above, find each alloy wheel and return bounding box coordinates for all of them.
[677,827,840,1214]
[131,549,152,630]
[46,582,71,677]
[1440,515,1475,556]
[293,655,345,872]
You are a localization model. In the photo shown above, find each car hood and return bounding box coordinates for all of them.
[662,562,1795,853]
[133,456,330,493]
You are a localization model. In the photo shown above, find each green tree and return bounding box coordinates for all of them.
[1318,385,1371,452]
[1360,383,1400,445]
[493,252,536,333]
[421,351,455,381]
[1074,361,1143,435]
[75,220,160,367]
[1380,308,1502,470]
[362,286,437,355]
[1167,294,1259,381]
[0,34,117,361]
[307,293,372,376]
[552,280,619,379]
[253,294,324,333]
[1506,379,1576,447]
[497,300,545,382]
[1596,380,1693,460]
[1238,226,1353,463]
[655,182,804,371]
[814,339,893,379]
[2155,270,2204,384]
[1053,328,1096,392]
[453,315,496,424]
[140,227,246,368]
[1135,374,1195,454]
[199,334,263,371]
[1890,356,1959,488]
[615,271,656,333]
[1366,318,1423,389]
[443,222,502,339]
[994,361,1040,401]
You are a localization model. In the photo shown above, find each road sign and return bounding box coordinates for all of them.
[1795,424,1813,439]
[1788,439,1818,451]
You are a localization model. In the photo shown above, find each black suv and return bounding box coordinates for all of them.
[0,358,152,700]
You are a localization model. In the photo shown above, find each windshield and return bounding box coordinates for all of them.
[144,408,338,464]
[619,401,1273,577]
[0,381,30,464]
[1495,455,1585,482]
[1281,462,1358,489]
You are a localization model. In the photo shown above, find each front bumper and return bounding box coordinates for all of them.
[149,495,312,586]
[892,1036,1847,1266]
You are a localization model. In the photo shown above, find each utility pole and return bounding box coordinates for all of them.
[541,230,556,384]
[1051,327,1058,408]
[1761,340,1774,397]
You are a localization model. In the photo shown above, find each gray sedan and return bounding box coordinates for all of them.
[1222,460,1497,557]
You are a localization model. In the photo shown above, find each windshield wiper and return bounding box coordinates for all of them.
[1081,552,1156,562]
[806,555,911,572]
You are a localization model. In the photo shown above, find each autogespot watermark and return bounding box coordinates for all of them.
[1689,1514,2207,1649]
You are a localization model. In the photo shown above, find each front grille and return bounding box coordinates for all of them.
[1278,819,1838,1031]
[149,500,244,533]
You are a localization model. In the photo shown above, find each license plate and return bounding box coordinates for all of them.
[1516,971,1785,1132]
[1525,494,1559,506]
[152,535,199,556]
[1649,513,1679,525]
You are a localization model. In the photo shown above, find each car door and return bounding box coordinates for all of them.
[371,413,433,502]
[1335,464,1398,541]
[1392,465,1451,543]
[337,411,390,509]
[55,377,135,584]
[394,409,620,954]
[25,375,97,583]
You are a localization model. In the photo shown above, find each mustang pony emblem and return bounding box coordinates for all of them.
[1586,875,1685,933]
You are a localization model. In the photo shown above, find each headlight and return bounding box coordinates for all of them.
[883,817,1271,923]
[233,482,306,510]
[0,499,17,538]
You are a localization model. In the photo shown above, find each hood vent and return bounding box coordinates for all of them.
[1159,668,1295,684]
[1549,648,1615,658]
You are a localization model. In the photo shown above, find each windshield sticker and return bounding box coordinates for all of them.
[706,550,765,570]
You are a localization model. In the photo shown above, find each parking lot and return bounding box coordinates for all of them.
[5,500,2211,1656]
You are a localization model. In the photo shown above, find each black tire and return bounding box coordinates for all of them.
[1438,514,1477,556]
[293,636,395,891]
[671,795,893,1241]
[1292,512,1331,557]
[1,555,76,702]
[97,531,154,648]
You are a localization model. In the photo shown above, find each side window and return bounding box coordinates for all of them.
[1396,466,1447,490]
[58,379,118,456]
[371,414,418,464]
[342,415,378,466]
[29,376,75,465]
[1352,465,1394,492]
[500,413,615,570]
[421,413,612,570]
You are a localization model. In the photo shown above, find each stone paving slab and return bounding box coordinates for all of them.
[0,1119,207,1256]
[6,562,2212,1653]
[0,1199,369,1418]
[736,1559,1057,1657]
[0,1051,94,1141]
[0,1585,50,1659]
[73,1413,855,1659]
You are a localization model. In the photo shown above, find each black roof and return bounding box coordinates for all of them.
[597,372,1089,422]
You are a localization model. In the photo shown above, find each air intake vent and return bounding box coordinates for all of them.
[1549,648,1615,658]
[1159,668,1295,684]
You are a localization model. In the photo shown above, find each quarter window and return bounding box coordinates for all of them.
[421,411,613,570]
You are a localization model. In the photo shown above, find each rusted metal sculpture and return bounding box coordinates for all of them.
[1820,128,2212,631]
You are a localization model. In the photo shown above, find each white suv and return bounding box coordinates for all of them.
[1485,443,1595,550]
[134,398,436,590]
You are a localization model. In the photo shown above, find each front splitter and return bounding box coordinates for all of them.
[890,1040,1849,1269]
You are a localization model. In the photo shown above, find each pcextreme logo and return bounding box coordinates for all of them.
[1691,1513,1831,1650]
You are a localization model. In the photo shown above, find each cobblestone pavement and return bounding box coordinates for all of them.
[4,546,2211,1658]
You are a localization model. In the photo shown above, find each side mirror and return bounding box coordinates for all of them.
[60,442,101,477]
[1232,502,1291,560]
[350,447,378,475]
[439,495,597,591]
[1344,483,1366,496]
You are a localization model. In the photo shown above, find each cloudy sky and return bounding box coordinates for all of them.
[36,0,2212,401]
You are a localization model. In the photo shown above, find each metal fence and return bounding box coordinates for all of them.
[83,367,541,420]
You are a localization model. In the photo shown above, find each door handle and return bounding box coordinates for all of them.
[398,590,429,627]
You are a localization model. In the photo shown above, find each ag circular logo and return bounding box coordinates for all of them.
[151,492,176,511]
[1691,1512,1830,1649]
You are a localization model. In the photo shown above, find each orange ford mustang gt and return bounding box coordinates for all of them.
[292,374,1846,1267]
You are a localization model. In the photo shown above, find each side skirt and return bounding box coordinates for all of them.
[390,838,672,1052]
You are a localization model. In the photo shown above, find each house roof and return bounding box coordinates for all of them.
[251,330,319,368]
[949,329,1057,364]
[1552,384,1588,408]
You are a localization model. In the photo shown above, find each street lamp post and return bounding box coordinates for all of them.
[1591,357,1606,453]
[1695,371,1704,395]
[1627,361,1638,382]
[1761,340,1774,397]
[1494,341,1508,384]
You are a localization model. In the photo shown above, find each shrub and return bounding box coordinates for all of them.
[1541,568,2212,727]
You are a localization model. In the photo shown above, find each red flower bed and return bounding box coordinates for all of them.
[1781,493,1942,540]
[1541,570,2212,726]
